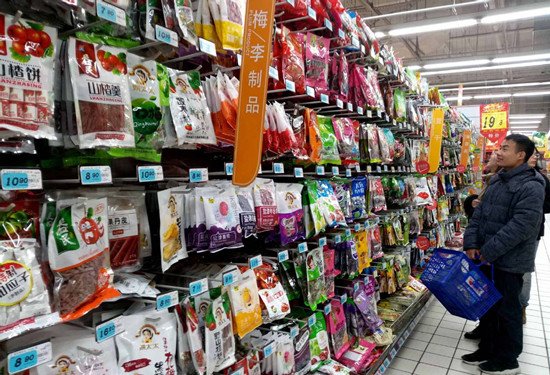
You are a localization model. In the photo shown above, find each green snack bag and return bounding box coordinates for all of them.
[305,180,327,236]
[317,115,341,165]
[309,311,331,371]
[394,88,406,122]
[305,247,327,310]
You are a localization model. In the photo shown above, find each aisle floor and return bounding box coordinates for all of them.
[387,233,550,375]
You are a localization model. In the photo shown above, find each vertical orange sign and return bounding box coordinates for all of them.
[232,0,276,186]
[472,136,485,172]
[458,129,472,172]
[428,108,444,173]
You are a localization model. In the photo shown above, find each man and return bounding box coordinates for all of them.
[462,134,545,375]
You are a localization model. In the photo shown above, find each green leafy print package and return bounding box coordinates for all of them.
[305,247,327,310]
[309,311,331,371]
[205,290,236,373]
[0,13,57,140]
[304,180,327,236]
[316,115,341,165]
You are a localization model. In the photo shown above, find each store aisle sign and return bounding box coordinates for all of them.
[428,108,444,173]
[473,136,485,172]
[459,129,472,173]
[480,102,508,148]
[233,0,276,186]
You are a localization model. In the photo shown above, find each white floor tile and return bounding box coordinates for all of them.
[384,369,410,375]
[396,347,423,362]
[524,335,547,347]
[518,351,548,366]
[457,339,479,351]
[413,363,447,375]
[435,327,463,339]
[420,317,442,327]
[523,343,549,357]
[447,370,479,375]
[454,348,470,359]
[430,334,459,348]
[403,339,429,352]
[517,362,550,375]
[420,352,452,368]
[409,331,433,343]
[426,342,455,358]
[439,320,466,331]
[389,357,418,372]
[524,327,546,338]
[450,358,482,374]
[415,323,437,334]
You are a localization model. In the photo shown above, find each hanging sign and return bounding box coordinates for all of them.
[472,136,485,172]
[480,102,508,149]
[232,0,276,186]
[458,129,472,173]
[428,108,444,173]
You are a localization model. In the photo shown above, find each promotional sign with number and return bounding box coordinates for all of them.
[458,129,472,172]
[427,108,444,173]
[480,102,509,149]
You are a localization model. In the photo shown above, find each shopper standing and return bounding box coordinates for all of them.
[462,134,545,375]
[520,149,550,323]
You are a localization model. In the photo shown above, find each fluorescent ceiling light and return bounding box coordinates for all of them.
[473,93,512,99]
[374,31,386,38]
[509,114,547,119]
[424,59,490,70]
[513,90,550,97]
[439,81,550,92]
[407,65,421,70]
[422,60,550,76]
[509,120,542,125]
[436,79,507,88]
[510,126,539,129]
[493,53,550,64]
[364,0,489,20]
[481,6,550,24]
[445,96,473,101]
[389,19,478,36]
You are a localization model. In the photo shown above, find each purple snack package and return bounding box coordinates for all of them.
[275,183,305,245]
[294,324,312,375]
[202,188,243,251]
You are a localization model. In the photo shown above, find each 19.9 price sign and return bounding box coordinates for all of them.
[480,102,509,146]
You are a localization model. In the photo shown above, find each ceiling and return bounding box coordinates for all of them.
[343,0,550,132]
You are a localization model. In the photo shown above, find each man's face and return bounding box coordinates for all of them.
[496,140,525,168]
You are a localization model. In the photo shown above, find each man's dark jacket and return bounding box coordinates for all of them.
[464,163,545,274]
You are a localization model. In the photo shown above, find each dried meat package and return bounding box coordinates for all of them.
[305,33,330,97]
[0,13,57,140]
[275,183,305,245]
[158,187,188,272]
[68,38,134,148]
[168,68,216,145]
[252,178,278,232]
[48,198,120,320]
[281,27,306,94]
[116,310,177,375]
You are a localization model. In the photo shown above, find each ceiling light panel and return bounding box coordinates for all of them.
[423,59,490,70]
[389,19,478,36]
[509,120,542,124]
[439,81,550,92]
[493,53,550,64]
[513,91,550,97]
[422,60,550,76]
[473,93,512,99]
[509,114,547,119]
[481,6,550,24]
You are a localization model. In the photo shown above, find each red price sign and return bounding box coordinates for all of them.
[417,236,430,251]
[480,103,509,149]
[416,161,430,174]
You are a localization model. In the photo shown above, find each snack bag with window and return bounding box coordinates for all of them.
[158,187,188,272]
[276,183,305,245]
[252,178,278,232]
[228,269,262,338]
[205,290,236,373]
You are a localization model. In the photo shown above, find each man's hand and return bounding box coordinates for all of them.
[466,249,480,260]
[472,199,481,208]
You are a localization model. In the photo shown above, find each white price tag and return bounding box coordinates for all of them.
[189,168,208,183]
[332,166,339,175]
[307,6,317,20]
[189,278,209,296]
[1,169,42,190]
[324,19,333,31]
[273,163,284,174]
[338,29,345,39]
[356,165,361,172]
[367,110,372,117]
[294,167,304,178]
[316,165,325,175]
[199,38,217,56]
[138,165,164,182]
[347,102,354,111]
[367,166,372,173]
[8,342,52,374]
[324,304,331,315]
[80,166,112,185]
[306,86,315,97]
[357,107,364,115]
[225,163,234,176]
[156,291,178,310]
[352,37,360,47]
[96,0,126,26]
[320,94,329,104]
[336,99,344,108]
[346,169,352,177]
[155,25,179,47]
[285,80,296,92]
[269,66,279,80]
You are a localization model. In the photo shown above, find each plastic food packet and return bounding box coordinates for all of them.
[318,359,353,375]
[355,229,370,273]
[369,177,387,212]
[205,291,236,373]
[294,324,311,375]
[202,188,242,251]
[415,177,433,206]
[339,339,376,373]
[351,176,367,220]
[234,186,257,238]
[175,305,195,374]
[0,13,57,140]
[281,27,306,94]
[365,124,381,163]
[309,311,330,371]
[368,223,383,259]
[68,38,134,148]
[183,297,207,375]
[48,198,120,320]
[332,118,359,166]
[278,259,301,301]
[377,126,391,164]
[252,178,278,232]
[168,68,216,145]
[317,180,346,228]
[330,179,352,223]
[158,187,188,272]
[108,194,142,272]
[305,247,326,310]
[254,263,290,322]
[305,33,330,96]
[126,54,163,150]
[116,310,177,374]
[227,269,262,339]
[217,0,245,50]
[304,180,327,236]
[304,108,322,164]
[198,0,223,48]
[276,183,305,245]
[195,186,217,251]
[317,115,341,165]
[394,88,406,121]
[175,0,198,45]
[325,299,351,359]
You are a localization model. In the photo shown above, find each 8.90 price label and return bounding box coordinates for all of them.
[8,342,52,374]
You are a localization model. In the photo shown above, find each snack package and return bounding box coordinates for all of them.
[175,0,199,45]
[415,177,433,206]
[304,108,322,164]
[304,180,327,236]
[158,187,188,272]
[305,247,326,310]
[294,324,311,375]
[116,310,177,374]
[339,339,377,373]
[309,311,330,371]
[202,188,242,251]
[278,259,301,301]
[228,269,262,338]
[318,359,353,375]
[68,38,135,148]
[366,124,382,163]
[235,186,257,239]
[317,115,341,165]
[305,33,330,96]
[168,68,217,145]
[205,291,236,373]
[281,27,306,94]
[330,179,352,223]
[48,198,120,320]
[275,183,305,245]
[252,178,278,232]
[255,264,290,322]
[175,305,195,374]
[332,118,359,166]
[351,176,367,220]
[183,297,207,375]
[195,187,217,251]
[369,177,387,212]
[325,299,351,359]
[127,54,164,150]
[355,229,370,273]
[218,0,245,50]
[394,88,406,121]
[317,180,346,228]
[377,127,391,164]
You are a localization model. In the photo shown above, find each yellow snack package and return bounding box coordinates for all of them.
[228,269,263,338]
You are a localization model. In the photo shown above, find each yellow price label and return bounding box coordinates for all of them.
[481,110,507,131]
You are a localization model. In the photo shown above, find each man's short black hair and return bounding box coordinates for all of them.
[504,134,535,162]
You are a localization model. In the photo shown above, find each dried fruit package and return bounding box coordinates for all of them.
[304,180,327,236]
[68,38,134,148]
[281,27,306,94]
[201,188,242,251]
[254,264,290,322]
[317,115,341,165]
[252,178,278,232]
[228,269,262,338]
[305,247,326,310]
[276,183,305,245]
[308,311,330,371]
[305,108,322,164]
[351,176,367,220]
[305,33,330,96]
[294,324,311,375]
[168,68,216,145]
[218,0,245,50]
[325,299,351,359]
[183,297,207,375]
[355,229,370,273]
[198,0,222,48]
[175,0,199,45]
[319,359,353,375]
[158,187,188,272]
[330,179,352,223]
[317,180,346,228]
[48,198,120,320]
[127,54,163,150]
[332,118,359,166]
[205,291,236,373]
[369,176,387,212]
[116,310,177,374]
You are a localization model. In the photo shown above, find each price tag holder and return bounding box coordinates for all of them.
[96,0,126,26]
[320,94,329,104]
[357,107,364,115]
[155,25,179,47]
[354,223,362,231]
[189,168,208,183]
[318,237,327,247]
[222,269,240,286]
[189,278,209,296]
[156,290,178,310]
[290,325,299,338]
[345,169,352,177]
[338,29,346,39]
[340,293,347,304]
[383,165,388,172]
[390,348,397,358]
[334,234,342,243]
[138,165,164,182]
[96,316,124,342]
[286,0,295,5]
[306,86,315,97]
[294,167,304,178]
[298,242,308,253]
[352,37,360,48]
[316,165,325,175]
[347,102,354,111]
[308,314,316,327]
[323,303,331,315]
[366,166,372,173]
[336,99,344,108]
[199,38,217,56]
[285,80,296,92]
[249,255,262,269]
[367,110,372,117]
[1,169,42,190]
[356,165,361,172]
[263,342,275,358]
[324,19,333,31]
[269,66,279,80]
[230,369,245,375]
[224,163,234,176]
[8,342,52,374]
[273,163,284,174]
[278,250,289,262]
[307,6,317,20]
[332,166,339,176]
[80,166,112,185]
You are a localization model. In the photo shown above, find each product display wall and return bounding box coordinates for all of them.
[0,1,480,374]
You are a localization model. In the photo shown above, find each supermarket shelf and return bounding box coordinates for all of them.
[367,290,432,375]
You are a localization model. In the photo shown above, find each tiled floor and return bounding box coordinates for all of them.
[387,229,550,375]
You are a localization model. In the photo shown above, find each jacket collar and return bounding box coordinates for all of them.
[498,163,531,182]
[495,163,544,192]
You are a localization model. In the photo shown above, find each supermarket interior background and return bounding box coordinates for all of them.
[0,0,549,374]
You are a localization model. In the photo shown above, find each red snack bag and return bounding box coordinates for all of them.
[281,27,306,94]
[305,33,330,97]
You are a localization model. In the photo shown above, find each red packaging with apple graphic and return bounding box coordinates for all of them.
[68,37,134,148]
[0,13,57,140]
